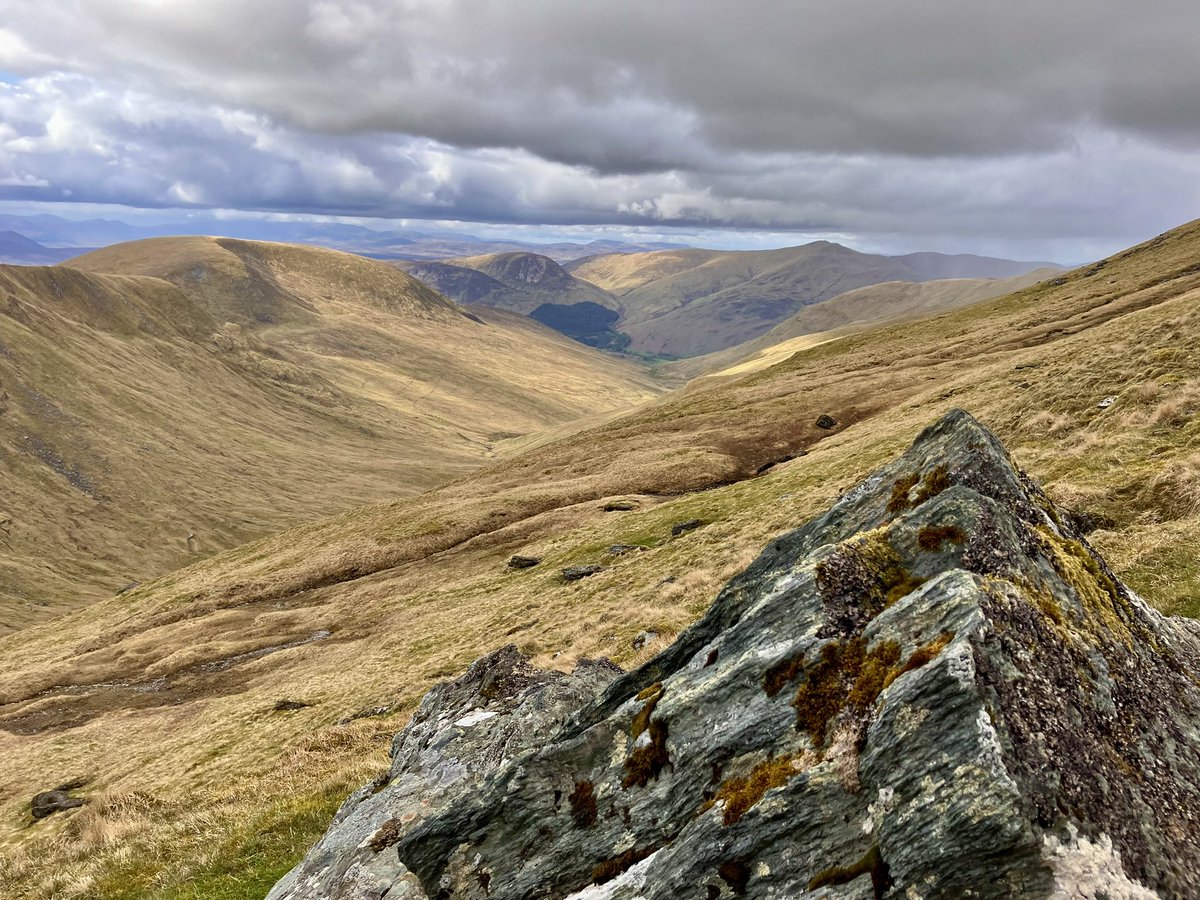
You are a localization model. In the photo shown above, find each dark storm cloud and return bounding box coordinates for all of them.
[1,0,1199,256]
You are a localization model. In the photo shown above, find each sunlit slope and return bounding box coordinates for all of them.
[0,221,1197,898]
[674,267,1060,379]
[570,242,1055,357]
[0,238,662,631]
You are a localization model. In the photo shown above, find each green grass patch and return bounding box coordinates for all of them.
[88,787,349,900]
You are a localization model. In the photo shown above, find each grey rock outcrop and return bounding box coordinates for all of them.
[563,565,605,582]
[272,410,1200,899]
[268,646,622,900]
[507,555,542,570]
[670,519,704,537]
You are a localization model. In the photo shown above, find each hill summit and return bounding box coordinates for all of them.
[272,410,1200,899]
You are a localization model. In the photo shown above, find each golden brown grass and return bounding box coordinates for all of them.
[1,220,1199,896]
[0,238,663,632]
[671,268,1058,380]
[573,245,1055,359]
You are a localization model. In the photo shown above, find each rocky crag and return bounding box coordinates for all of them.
[270,410,1200,899]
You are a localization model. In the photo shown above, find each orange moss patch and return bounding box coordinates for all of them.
[631,682,664,739]
[913,465,952,505]
[568,780,597,829]
[624,682,670,788]
[886,472,920,514]
[713,753,804,825]
[792,639,900,748]
[883,631,955,690]
[762,654,806,697]
[592,845,656,884]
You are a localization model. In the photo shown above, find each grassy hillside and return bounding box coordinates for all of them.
[0,238,663,632]
[0,221,1197,898]
[673,267,1060,380]
[570,242,1056,357]
[399,252,629,348]
[428,251,618,315]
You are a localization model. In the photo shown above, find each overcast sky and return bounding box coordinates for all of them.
[1,0,1199,260]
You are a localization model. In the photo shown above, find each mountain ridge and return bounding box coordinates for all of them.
[0,231,81,265]
[0,218,1196,898]
[674,267,1061,380]
[568,242,1059,357]
[0,213,689,264]
[0,238,663,631]
[405,242,1059,358]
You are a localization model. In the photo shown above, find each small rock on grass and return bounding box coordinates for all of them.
[32,783,87,820]
[632,630,659,651]
[670,519,704,537]
[606,544,646,556]
[562,565,605,582]
[507,555,542,569]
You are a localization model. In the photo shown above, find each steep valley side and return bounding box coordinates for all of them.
[0,220,1197,898]
[0,238,664,631]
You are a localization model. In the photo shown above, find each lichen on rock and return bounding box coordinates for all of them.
[271,410,1200,899]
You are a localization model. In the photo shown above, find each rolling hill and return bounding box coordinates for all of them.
[398,252,627,348]
[0,219,1195,897]
[568,243,1059,357]
[0,237,663,632]
[674,267,1060,379]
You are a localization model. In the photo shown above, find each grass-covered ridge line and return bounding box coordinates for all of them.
[1,220,1199,897]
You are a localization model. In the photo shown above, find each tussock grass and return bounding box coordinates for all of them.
[2,221,1200,896]
[0,238,663,632]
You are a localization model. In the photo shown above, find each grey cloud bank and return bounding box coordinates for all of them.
[0,0,1198,258]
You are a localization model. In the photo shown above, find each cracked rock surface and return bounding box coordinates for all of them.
[271,410,1200,899]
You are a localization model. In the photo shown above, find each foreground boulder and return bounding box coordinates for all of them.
[271,410,1200,899]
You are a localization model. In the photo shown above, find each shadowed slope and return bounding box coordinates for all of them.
[429,251,619,315]
[399,251,628,347]
[0,232,80,266]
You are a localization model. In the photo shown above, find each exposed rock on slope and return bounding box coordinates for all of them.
[269,648,623,900]
[273,410,1200,899]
